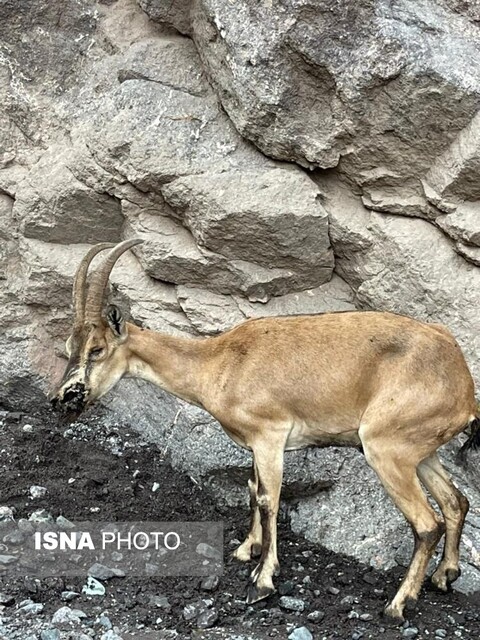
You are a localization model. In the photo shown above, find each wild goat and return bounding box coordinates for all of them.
[49,239,480,621]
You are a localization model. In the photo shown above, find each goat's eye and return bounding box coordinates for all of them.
[89,347,104,358]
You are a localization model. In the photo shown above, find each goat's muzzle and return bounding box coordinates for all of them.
[49,382,89,422]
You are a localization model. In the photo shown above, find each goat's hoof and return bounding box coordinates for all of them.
[251,542,262,558]
[383,603,404,623]
[431,567,459,592]
[246,582,275,604]
[232,546,252,563]
[446,567,461,585]
[431,573,448,592]
[404,597,417,612]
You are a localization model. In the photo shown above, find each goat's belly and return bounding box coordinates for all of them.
[285,422,361,451]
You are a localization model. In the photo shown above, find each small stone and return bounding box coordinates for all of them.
[100,632,123,640]
[82,576,106,596]
[328,586,340,595]
[40,630,61,640]
[0,592,14,605]
[288,627,313,640]
[18,519,34,533]
[2,529,25,545]
[403,628,419,638]
[88,562,125,580]
[435,631,447,639]
[22,424,34,432]
[29,509,54,523]
[0,506,14,521]
[279,596,305,612]
[149,595,171,610]
[360,613,373,621]
[183,603,199,621]
[97,614,112,629]
[362,573,377,585]
[196,542,221,560]
[0,554,18,564]
[61,591,80,601]
[307,610,325,623]
[196,607,218,629]
[29,485,47,499]
[278,580,295,596]
[52,606,84,626]
[200,575,220,591]
[152,482,160,492]
[56,515,75,529]
[19,602,44,615]
[19,598,34,607]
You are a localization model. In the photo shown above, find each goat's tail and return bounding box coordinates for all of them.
[456,414,480,465]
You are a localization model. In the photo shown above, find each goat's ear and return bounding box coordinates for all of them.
[106,305,127,341]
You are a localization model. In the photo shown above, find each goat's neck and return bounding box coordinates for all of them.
[126,323,208,407]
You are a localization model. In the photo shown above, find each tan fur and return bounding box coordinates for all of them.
[52,296,478,620]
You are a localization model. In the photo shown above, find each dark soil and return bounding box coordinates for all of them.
[0,407,479,639]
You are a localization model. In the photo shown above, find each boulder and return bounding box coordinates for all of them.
[138,0,192,35]
[424,111,480,207]
[14,148,123,245]
[126,212,325,301]
[436,203,480,247]
[162,169,333,281]
[191,0,480,195]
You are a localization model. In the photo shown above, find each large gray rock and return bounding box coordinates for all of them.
[0,0,100,195]
[138,0,192,35]
[14,147,123,245]
[162,169,333,282]
[190,0,480,194]
[424,111,480,207]
[436,204,480,247]
[8,29,333,301]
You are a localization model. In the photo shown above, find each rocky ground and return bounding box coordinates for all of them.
[0,407,479,640]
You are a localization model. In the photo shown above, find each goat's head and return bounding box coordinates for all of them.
[49,239,142,420]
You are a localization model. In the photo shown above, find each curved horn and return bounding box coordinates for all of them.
[84,238,144,322]
[73,243,116,325]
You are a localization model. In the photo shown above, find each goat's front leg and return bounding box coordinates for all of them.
[233,462,262,562]
[246,438,284,604]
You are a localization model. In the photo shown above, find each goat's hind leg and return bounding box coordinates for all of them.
[246,437,284,604]
[417,453,469,591]
[361,435,445,621]
[233,461,262,562]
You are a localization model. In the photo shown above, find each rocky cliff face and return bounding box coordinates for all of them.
[1,0,479,592]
